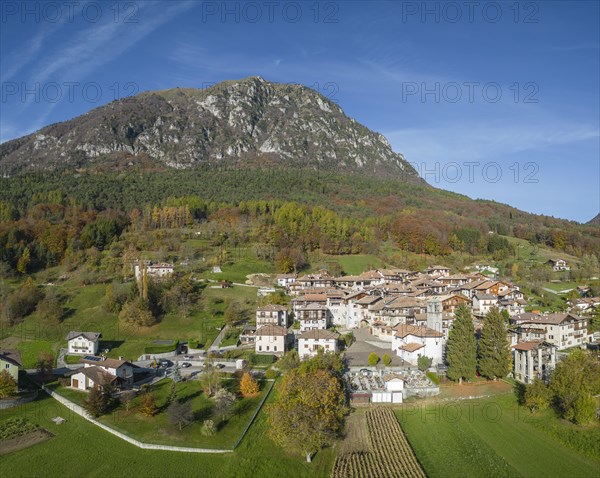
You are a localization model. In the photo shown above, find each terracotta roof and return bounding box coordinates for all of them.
[399,342,425,352]
[0,349,22,368]
[512,340,553,351]
[257,304,288,311]
[299,329,339,340]
[256,325,288,337]
[394,324,443,338]
[522,313,585,325]
[66,331,101,341]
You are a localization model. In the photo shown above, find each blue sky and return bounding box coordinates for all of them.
[1,0,598,222]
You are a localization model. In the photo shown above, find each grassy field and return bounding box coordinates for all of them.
[0,277,259,362]
[321,254,386,275]
[396,394,600,478]
[48,377,270,449]
[0,389,335,478]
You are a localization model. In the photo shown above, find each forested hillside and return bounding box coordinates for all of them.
[0,167,598,276]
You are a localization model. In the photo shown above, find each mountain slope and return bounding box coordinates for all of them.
[0,77,418,180]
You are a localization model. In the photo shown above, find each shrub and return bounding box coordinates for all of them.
[249,353,275,365]
[382,354,392,366]
[0,418,38,440]
[240,372,260,397]
[201,419,216,436]
[417,355,432,372]
[144,340,179,354]
[138,392,158,417]
[368,352,379,366]
[426,371,440,385]
[0,370,18,398]
[265,368,279,379]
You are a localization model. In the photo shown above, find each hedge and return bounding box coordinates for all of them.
[248,353,275,365]
[144,340,179,354]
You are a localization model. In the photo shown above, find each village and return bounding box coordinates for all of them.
[4,257,596,406]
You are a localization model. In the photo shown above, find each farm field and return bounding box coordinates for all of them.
[332,407,425,478]
[396,394,600,478]
[0,391,335,478]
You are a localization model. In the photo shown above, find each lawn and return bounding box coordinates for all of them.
[322,254,386,275]
[1,276,260,362]
[0,389,335,478]
[15,340,59,369]
[98,378,269,449]
[396,394,600,478]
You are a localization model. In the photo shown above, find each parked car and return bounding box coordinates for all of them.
[183,355,194,360]
[159,359,170,367]
[215,363,225,369]
[181,362,192,368]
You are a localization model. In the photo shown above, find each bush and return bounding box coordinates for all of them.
[426,371,440,385]
[249,353,275,365]
[382,354,392,366]
[187,339,200,350]
[265,368,279,379]
[368,352,379,366]
[144,340,179,354]
[418,355,432,372]
[573,393,597,425]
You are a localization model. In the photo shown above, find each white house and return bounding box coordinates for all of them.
[516,313,592,350]
[275,273,297,287]
[256,304,289,327]
[297,303,329,332]
[473,294,498,315]
[134,261,174,281]
[66,331,101,355]
[70,356,134,391]
[298,329,340,359]
[547,259,570,271]
[255,325,287,355]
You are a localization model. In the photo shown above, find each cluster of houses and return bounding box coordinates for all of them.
[256,266,595,385]
[64,332,138,391]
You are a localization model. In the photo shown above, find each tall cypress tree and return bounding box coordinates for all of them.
[478,306,512,379]
[446,304,477,384]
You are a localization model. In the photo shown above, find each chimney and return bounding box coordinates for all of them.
[118,356,124,361]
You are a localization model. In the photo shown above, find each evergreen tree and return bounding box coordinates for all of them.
[478,307,511,380]
[446,304,477,384]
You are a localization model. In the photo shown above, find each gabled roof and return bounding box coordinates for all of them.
[77,365,118,385]
[299,329,339,340]
[512,340,555,351]
[394,324,443,338]
[66,331,101,341]
[81,356,130,369]
[399,342,425,352]
[256,325,287,337]
[474,293,497,300]
[0,349,22,368]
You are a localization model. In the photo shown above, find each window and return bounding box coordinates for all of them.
[266,346,270,351]
[258,346,262,351]
[5,364,9,369]
[304,344,308,348]
[274,346,277,351]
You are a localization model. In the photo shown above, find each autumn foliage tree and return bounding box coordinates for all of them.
[268,367,345,463]
[0,370,18,398]
[240,372,260,397]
